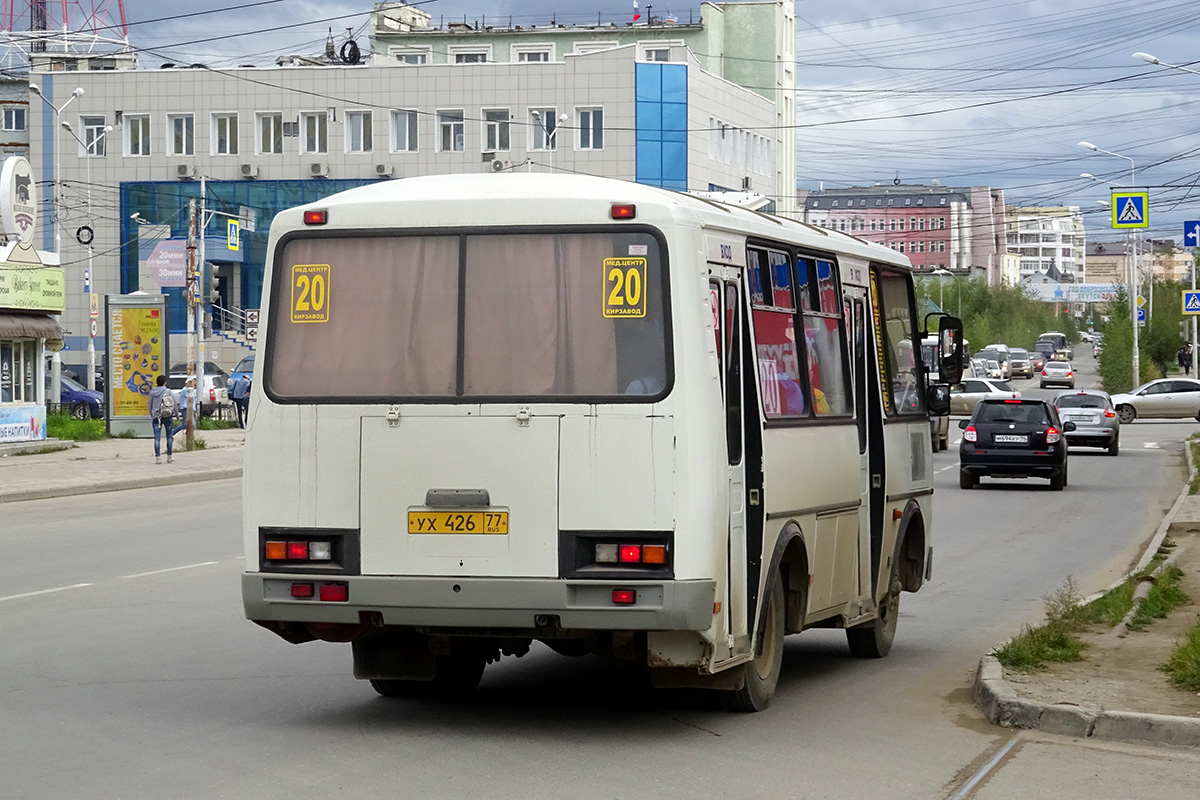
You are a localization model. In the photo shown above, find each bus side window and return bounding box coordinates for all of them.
[725,282,742,466]
[710,279,723,391]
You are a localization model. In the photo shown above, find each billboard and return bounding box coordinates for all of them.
[105,294,168,436]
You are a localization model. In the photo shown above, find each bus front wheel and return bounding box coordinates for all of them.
[847,564,900,659]
[719,572,785,712]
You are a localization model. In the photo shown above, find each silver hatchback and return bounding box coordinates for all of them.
[1053,390,1120,455]
[1040,360,1075,389]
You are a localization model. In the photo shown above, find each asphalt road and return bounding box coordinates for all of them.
[3,351,1200,799]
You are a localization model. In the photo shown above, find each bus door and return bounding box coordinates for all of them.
[711,275,749,648]
[863,274,888,606]
[848,291,877,603]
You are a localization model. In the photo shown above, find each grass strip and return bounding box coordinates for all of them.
[1127,567,1189,630]
[994,622,1086,672]
[45,413,107,442]
[1161,616,1200,691]
[1191,436,1200,495]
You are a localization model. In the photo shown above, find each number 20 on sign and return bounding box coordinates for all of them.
[290,264,330,323]
[603,257,648,318]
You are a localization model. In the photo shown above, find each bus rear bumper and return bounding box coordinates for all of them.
[242,574,717,632]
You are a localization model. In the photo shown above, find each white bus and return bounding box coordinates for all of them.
[242,174,961,711]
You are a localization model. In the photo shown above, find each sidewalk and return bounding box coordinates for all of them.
[0,427,244,503]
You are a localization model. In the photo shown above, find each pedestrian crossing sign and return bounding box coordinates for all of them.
[1111,191,1149,229]
[1184,291,1200,315]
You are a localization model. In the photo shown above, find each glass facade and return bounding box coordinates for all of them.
[120,180,375,334]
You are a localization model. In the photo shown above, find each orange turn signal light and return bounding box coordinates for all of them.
[264,541,287,560]
[642,545,667,564]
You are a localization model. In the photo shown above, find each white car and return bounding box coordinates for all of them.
[950,378,1021,415]
[1110,378,1200,423]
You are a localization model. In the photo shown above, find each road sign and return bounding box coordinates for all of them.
[1112,192,1149,229]
[245,326,258,341]
[1136,295,1146,308]
[1184,291,1200,315]
[89,292,99,320]
[1137,307,1147,323]
[1186,221,1200,249]
[227,219,240,252]
[90,318,97,337]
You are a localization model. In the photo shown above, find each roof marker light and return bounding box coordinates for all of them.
[303,209,328,225]
[610,204,636,220]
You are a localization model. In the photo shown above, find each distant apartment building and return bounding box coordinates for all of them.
[23,1,796,368]
[1085,239,1191,286]
[0,77,29,159]
[1005,206,1085,282]
[797,182,1007,283]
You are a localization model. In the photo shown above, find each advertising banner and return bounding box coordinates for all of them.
[0,404,46,443]
[106,295,168,435]
[1023,283,1122,303]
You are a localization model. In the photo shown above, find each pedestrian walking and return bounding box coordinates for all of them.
[230,372,251,428]
[173,377,198,439]
[147,374,175,464]
[1185,344,1194,377]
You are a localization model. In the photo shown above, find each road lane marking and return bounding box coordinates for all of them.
[1143,442,1161,449]
[0,583,94,603]
[936,465,957,473]
[120,561,218,580]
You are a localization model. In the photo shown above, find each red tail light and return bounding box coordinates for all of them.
[209,388,216,402]
[1104,409,1116,418]
[1041,370,1048,376]
[963,425,978,442]
[1046,427,1062,444]
[612,589,637,605]
[1066,371,1073,377]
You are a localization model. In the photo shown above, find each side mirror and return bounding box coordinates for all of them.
[958,419,969,429]
[938,316,965,385]
[927,383,950,416]
[1063,421,1077,432]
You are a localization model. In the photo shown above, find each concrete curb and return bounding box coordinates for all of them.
[975,655,1200,747]
[973,433,1200,748]
[0,468,242,503]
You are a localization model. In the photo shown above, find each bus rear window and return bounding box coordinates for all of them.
[267,231,669,401]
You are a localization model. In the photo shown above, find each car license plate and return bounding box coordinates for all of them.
[408,511,508,535]
[994,434,1028,443]
[1068,415,1090,422]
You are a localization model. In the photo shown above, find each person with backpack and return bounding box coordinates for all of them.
[147,374,176,464]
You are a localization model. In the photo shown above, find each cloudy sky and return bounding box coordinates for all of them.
[56,1,1200,240]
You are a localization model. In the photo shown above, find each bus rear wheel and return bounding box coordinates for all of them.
[719,572,785,712]
[370,652,486,699]
[847,565,900,659]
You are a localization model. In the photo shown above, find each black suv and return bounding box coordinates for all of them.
[959,398,1074,490]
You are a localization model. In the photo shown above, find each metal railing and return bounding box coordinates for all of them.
[211,304,248,335]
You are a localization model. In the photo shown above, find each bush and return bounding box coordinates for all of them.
[45,412,107,442]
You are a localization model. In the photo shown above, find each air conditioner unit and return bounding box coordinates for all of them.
[240,163,259,179]
[310,162,329,178]
[375,163,393,177]
[491,159,505,172]
[176,164,196,180]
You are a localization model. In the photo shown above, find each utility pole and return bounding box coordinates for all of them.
[198,176,207,422]
[185,198,197,449]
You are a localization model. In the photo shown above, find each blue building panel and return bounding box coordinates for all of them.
[635,63,688,191]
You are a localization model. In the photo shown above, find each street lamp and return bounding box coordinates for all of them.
[531,110,570,172]
[930,267,951,311]
[60,120,112,391]
[28,82,84,405]
[1133,52,1200,76]
[1080,140,1139,382]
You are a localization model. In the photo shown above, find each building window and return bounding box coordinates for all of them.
[449,45,490,63]
[391,109,418,152]
[483,109,510,152]
[2,108,25,131]
[889,220,896,231]
[514,45,553,63]
[301,112,328,154]
[346,111,373,153]
[939,218,946,229]
[870,220,877,231]
[0,339,37,404]
[212,113,238,155]
[876,199,883,207]
[126,114,150,156]
[529,108,559,151]
[899,220,906,230]
[438,109,464,152]
[898,242,906,253]
[574,41,619,55]
[257,113,283,155]
[918,218,925,230]
[832,200,839,208]
[939,242,946,253]
[81,116,107,156]
[168,114,194,156]
[388,45,430,65]
[577,107,603,150]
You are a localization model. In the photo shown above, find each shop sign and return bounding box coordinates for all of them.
[0,405,46,443]
[0,264,66,312]
[0,156,37,249]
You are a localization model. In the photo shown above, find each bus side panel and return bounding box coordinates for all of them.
[878,419,931,600]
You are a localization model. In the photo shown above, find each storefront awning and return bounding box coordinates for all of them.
[0,313,65,350]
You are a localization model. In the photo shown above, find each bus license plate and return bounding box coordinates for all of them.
[994,434,1028,443]
[408,511,509,535]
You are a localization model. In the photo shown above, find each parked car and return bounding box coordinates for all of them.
[230,354,255,386]
[1039,360,1075,389]
[47,374,103,419]
[166,362,229,417]
[949,378,1020,415]
[1008,348,1033,379]
[1053,390,1120,455]
[1109,378,1200,423]
[959,398,1074,490]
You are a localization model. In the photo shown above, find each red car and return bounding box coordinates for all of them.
[1030,352,1046,372]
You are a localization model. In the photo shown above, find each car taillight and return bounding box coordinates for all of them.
[1041,370,1048,376]
[1104,409,1117,419]
[963,425,978,442]
[1066,371,1073,377]
[209,388,216,402]
[1046,427,1062,444]
[595,542,669,566]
